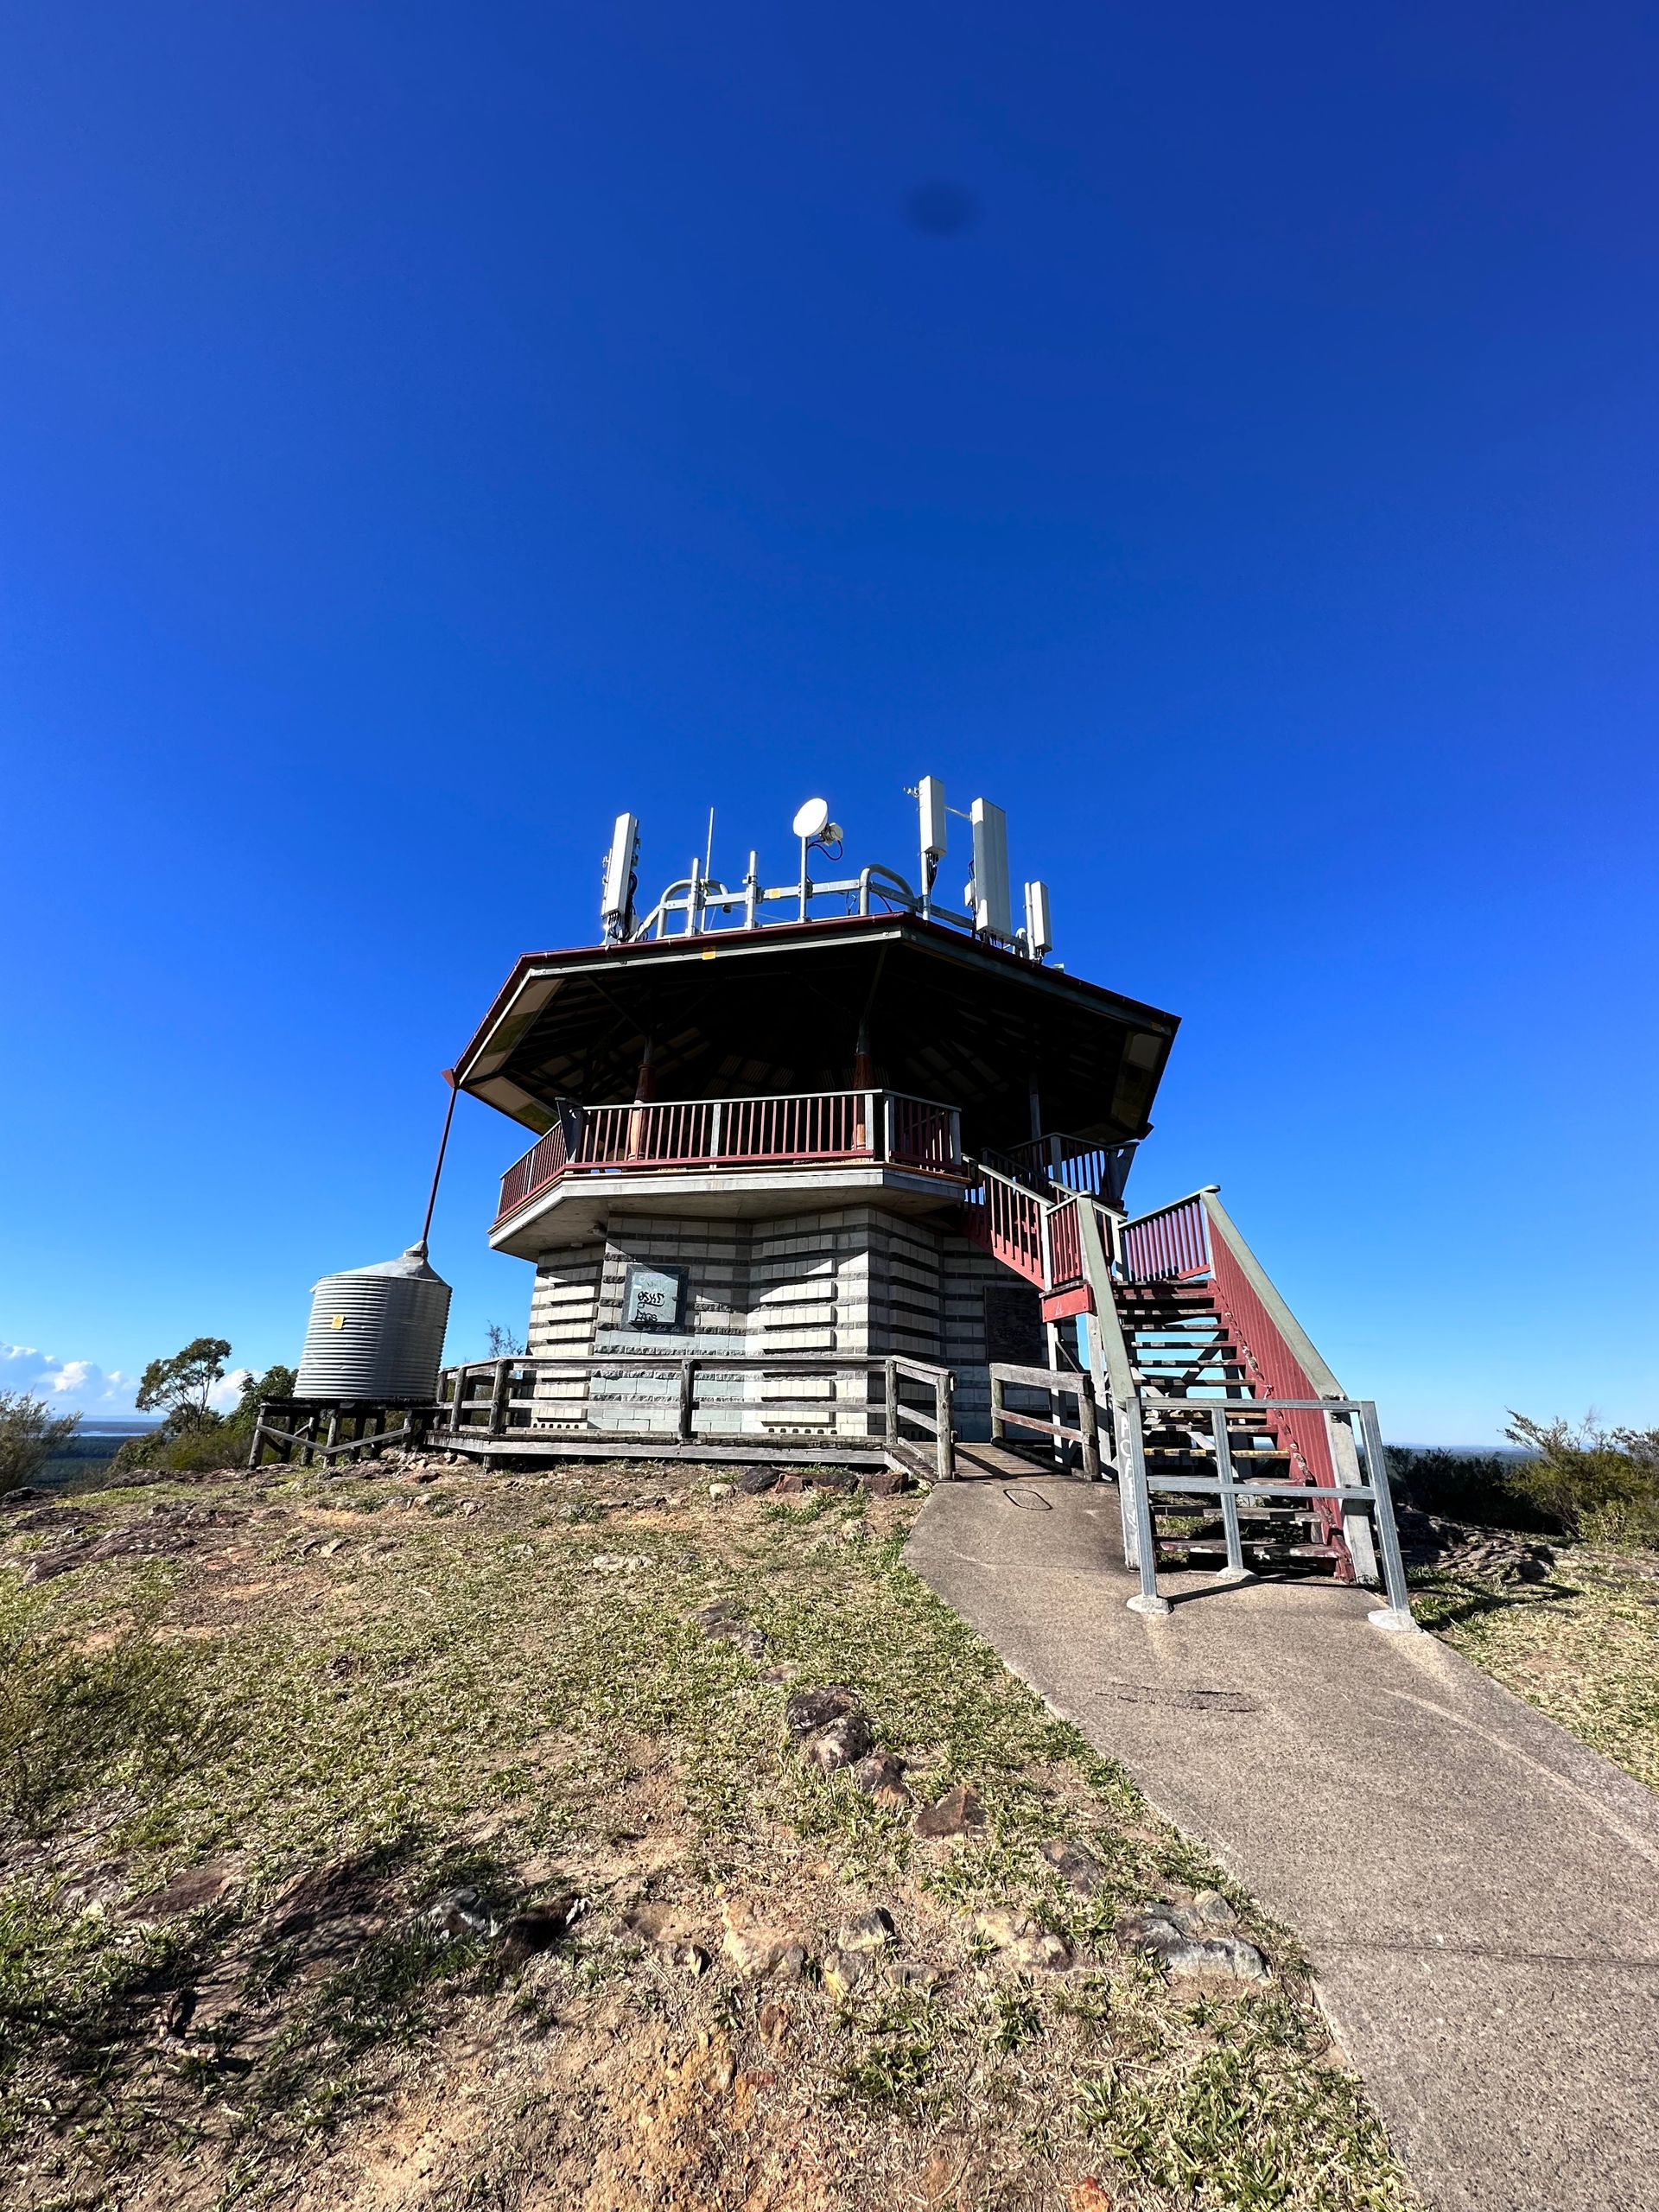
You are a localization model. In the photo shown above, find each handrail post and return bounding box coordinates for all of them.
[488,1359,511,1439]
[1210,1405,1249,1581]
[989,1369,1005,1444]
[936,1370,955,1483]
[1357,1401,1419,1632]
[708,1099,724,1161]
[1077,1379,1101,1483]
[677,1357,696,1443]
[883,1357,899,1446]
[1122,1396,1168,1617]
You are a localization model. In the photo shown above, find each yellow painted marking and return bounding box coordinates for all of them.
[330,1314,346,1329]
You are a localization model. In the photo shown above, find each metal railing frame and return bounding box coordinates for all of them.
[1137,1393,1416,1632]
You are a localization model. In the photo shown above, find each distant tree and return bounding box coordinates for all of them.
[235,1364,297,1423]
[485,1323,525,1357]
[0,1392,80,1497]
[135,1338,232,1433]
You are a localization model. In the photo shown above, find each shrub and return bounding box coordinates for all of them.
[1384,1447,1556,1534]
[1501,1414,1659,1548]
[0,1393,80,1498]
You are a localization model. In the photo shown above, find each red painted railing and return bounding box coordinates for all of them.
[960,1162,1049,1287]
[1047,1196,1084,1292]
[1121,1194,1210,1283]
[888,1096,957,1171]
[496,1090,962,1224]
[1205,1217,1345,1565]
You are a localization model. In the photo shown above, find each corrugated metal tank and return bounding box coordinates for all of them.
[296,1246,452,1402]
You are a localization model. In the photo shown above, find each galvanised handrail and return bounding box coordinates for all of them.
[495,1088,964,1224]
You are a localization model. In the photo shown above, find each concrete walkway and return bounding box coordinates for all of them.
[907,1473,1659,2212]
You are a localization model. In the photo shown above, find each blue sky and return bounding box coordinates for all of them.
[2,2,1655,1440]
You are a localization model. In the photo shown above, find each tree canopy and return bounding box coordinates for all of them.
[135,1338,232,1431]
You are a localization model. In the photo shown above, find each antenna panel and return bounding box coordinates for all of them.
[1024,880,1052,957]
[969,798,1012,940]
[601,812,640,933]
[918,775,947,861]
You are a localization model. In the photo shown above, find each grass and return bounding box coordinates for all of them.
[1412,1544,1659,1793]
[0,1460,1418,2211]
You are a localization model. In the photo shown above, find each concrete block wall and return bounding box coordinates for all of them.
[524,1203,1039,1442]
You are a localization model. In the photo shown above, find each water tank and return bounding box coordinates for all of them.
[296,1246,453,1402]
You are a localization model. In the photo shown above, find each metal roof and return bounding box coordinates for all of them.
[454,912,1179,1153]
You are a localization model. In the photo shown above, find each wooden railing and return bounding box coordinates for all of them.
[436,1352,957,1481]
[1002,1133,1137,1203]
[1120,1192,1210,1283]
[496,1090,963,1225]
[988,1360,1100,1479]
[959,1159,1049,1287]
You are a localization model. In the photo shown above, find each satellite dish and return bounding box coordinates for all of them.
[791,798,831,840]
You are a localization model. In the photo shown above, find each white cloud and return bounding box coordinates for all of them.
[0,1347,258,1418]
[1,1344,141,1414]
[210,1369,254,1412]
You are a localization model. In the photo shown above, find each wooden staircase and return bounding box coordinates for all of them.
[1116,1280,1350,1578]
[959,1160,1417,1622]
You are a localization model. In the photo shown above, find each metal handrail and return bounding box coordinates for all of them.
[1134,1392,1414,1631]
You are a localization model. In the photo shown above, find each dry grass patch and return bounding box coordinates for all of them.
[0,1461,1416,2211]
[1412,1543,1659,1792]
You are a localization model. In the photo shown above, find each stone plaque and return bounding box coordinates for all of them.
[983,1284,1045,1366]
[621,1262,687,1332]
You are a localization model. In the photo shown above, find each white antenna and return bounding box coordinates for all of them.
[601,812,640,940]
[1024,880,1052,958]
[917,776,946,868]
[703,808,715,879]
[969,798,1012,941]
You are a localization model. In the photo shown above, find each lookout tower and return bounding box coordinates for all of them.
[440,782,1416,1627]
[453,787,1173,1442]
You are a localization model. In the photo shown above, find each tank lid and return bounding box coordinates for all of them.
[311,1245,451,1290]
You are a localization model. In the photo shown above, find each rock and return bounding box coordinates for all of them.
[853,1751,912,1808]
[1116,1904,1267,1980]
[774,1471,806,1495]
[862,1469,910,1497]
[692,1604,767,1657]
[1069,2181,1116,2212]
[822,1948,869,1999]
[975,1908,1071,1971]
[589,1554,645,1573]
[755,1999,792,2046]
[839,1521,868,1544]
[804,1714,873,1773]
[1189,1888,1238,1929]
[806,1470,860,1494]
[124,1857,242,1923]
[708,1483,734,1501]
[58,1859,128,1916]
[894,1961,946,1992]
[914,1785,986,1840]
[1041,1838,1107,1896]
[499,1895,585,1967]
[426,1885,496,1942]
[156,1986,198,2044]
[785,1686,862,1740]
[838,1905,896,1954]
[737,1466,779,1494]
[10,1504,102,1534]
[720,1900,810,1980]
